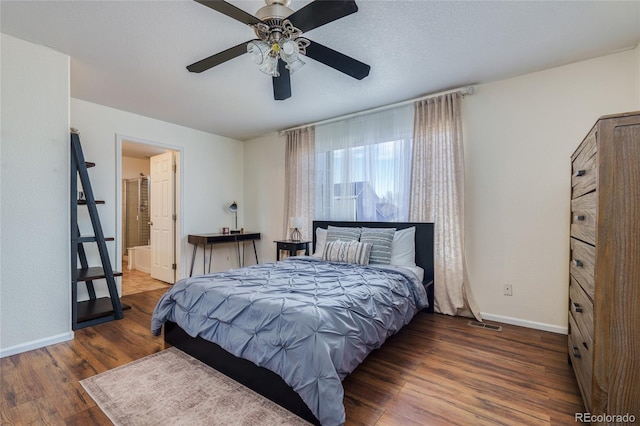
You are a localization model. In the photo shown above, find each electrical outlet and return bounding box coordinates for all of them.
[503,284,513,296]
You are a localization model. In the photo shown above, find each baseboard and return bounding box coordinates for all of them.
[480,312,567,335]
[0,331,74,358]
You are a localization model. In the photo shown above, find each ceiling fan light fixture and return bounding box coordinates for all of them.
[279,39,302,73]
[249,20,306,77]
[259,54,280,77]
[247,40,270,65]
[280,39,297,56]
[284,56,305,74]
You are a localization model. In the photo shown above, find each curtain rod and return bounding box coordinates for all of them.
[279,85,474,134]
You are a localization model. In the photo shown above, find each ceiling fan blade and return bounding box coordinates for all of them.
[194,0,262,26]
[187,41,251,73]
[287,0,358,33]
[305,41,370,80]
[273,60,291,100]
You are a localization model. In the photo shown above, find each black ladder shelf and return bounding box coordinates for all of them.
[71,130,130,330]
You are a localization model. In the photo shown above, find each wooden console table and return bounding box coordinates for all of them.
[188,232,260,277]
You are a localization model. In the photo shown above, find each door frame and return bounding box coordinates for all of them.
[115,134,184,281]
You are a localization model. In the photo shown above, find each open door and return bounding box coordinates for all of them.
[150,151,176,283]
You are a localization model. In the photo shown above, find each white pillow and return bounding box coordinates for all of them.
[313,227,327,257]
[390,227,416,267]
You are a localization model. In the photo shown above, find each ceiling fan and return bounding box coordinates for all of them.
[187,0,371,100]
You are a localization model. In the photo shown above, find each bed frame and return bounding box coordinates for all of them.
[164,221,434,425]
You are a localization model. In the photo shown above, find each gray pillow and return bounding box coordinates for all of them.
[359,227,396,265]
[323,240,372,265]
[326,226,361,242]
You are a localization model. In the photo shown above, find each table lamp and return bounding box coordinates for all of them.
[290,216,303,241]
[229,201,239,233]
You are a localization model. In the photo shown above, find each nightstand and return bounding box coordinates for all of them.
[274,240,311,261]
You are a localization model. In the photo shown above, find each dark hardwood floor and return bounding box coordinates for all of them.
[1,288,583,425]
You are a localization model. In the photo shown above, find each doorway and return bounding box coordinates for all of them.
[116,135,182,295]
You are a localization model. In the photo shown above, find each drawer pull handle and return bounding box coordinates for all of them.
[575,169,586,177]
[572,345,582,358]
[574,214,586,221]
[572,302,583,313]
[573,259,583,267]
[582,341,589,350]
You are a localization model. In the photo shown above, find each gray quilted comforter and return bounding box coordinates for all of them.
[151,257,428,426]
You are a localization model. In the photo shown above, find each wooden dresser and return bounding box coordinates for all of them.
[568,111,640,418]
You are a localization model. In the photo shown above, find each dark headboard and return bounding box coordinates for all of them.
[312,221,434,312]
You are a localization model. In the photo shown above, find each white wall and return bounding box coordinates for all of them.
[637,44,640,103]
[464,49,639,331]
[1,34,72,355]
[244,49,640,333]
[0,33,250,356]
[122,157,150,179]
[243,132,287,263]
[71,98,248,287]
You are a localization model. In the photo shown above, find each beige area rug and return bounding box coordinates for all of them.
[80,347,311,425]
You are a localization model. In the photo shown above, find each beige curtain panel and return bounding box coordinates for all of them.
[409,92,481,320]
[283,127,315,241]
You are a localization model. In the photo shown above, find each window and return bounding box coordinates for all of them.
[314,105,414,222]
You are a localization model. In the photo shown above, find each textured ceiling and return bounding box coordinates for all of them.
[2,1,639,141]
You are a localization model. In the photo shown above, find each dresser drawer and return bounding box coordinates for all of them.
[571,130,597,199]
[569,276,593,351]
[568,314,593,410]
[570,238,595,298]
[570,192,596,246]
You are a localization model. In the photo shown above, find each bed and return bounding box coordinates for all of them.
[151,221,434,425]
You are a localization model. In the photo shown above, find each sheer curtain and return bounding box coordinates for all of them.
[283,127,315,240]
[315,105,414,222]
[409,93,480,320]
